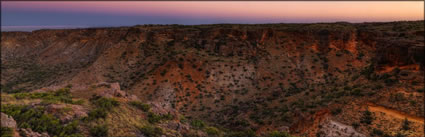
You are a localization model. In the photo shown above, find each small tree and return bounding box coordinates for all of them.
[401,118,410,130]
[360,109,373,124]
[351,122,360,129]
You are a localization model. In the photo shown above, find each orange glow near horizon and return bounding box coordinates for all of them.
[2,1,424,23]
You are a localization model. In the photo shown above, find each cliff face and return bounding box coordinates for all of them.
[1,21,424,136]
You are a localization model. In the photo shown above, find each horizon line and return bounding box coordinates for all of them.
[2,20,424,32]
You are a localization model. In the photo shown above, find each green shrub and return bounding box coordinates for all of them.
[351,122,359,129]
[361,64,375,79]
[357,52,364,60]
[90,95,119,110]
[147,112,174,124]
[129,101,151,112]
[1,105,82,137]
[335,52,343,57]
[162,113,174,120]
[87,108,108,120]
[12,88,81,104]
[89,124,108,137]
[179,115,188,123]
[372,128,384,136]
[1,127,13,137]
[65,84,73,89]
[139,125,163,137]
[147,112,163,124]
[390,93,405,102]
[401,118,410,130]
[268,131,292,137]
[331,108,342,115]
[205,127,220,136]
[384,78,397,86]
[224,129,256,137]
[316,131,325,137]
[160,69,167,76]
[190,119,206,129]
[395,132,407,137]
[360,109,373,125]
[350,89,363,96]
[85,96,119,121]
[183,131,201,137]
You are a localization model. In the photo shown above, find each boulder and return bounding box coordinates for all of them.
[1,112,17,128]
[19,128,50,137]
[45,104,88,122]
[97,82,137,99]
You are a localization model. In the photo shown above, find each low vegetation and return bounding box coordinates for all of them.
[12,88,83,105]
[268,131,293,137]
[1,127,14,137]
[360,109,373,125]
[89,124,109,137]
[86,95,119,120]
[1,105,82,137]
[138,125,163,137]
[129,101,151,112]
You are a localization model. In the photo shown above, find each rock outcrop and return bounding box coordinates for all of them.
[19,128,50,137]
[317,119,366,137]
[1,112,17,128]
[45,104,88,122]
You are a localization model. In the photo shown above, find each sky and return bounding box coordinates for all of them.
[1,1,424,31]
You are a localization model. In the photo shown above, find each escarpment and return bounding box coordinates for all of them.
[1,21,424,137]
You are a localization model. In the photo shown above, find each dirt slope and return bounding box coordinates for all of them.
[368,103,424,123]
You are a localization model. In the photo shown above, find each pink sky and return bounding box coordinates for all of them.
[1,1,424,31]
[3,1,423,22]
